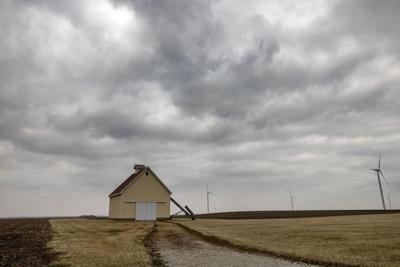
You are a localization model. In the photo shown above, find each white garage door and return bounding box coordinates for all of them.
[136,202,157,220]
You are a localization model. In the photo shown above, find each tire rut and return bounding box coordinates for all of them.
[144,223,168,267]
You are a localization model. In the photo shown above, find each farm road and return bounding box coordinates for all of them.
[152,222,320,267]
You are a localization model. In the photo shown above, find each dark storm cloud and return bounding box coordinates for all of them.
[0,0,399,216]
[116,0,282,120]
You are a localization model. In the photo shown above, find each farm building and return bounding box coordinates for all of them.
[108,164,171,220]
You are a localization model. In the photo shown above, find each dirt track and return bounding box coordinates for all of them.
[152,222,320,267]
[0,219,58,267]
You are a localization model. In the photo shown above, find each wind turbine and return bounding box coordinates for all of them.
[206,184,214,214]
[290,192,295,211]
[370,153,389,210]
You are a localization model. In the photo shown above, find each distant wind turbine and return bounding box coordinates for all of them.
[370,153,389,210]
[290,192,296,211]
[206,184,214,214]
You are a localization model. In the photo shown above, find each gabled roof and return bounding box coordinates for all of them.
[108,168,144,197]
[108,166,172,198]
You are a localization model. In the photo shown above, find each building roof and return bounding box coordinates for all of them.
[108,166,172,198]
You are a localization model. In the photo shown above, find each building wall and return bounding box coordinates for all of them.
[156,202,170,218]
[109,195,121,218]
[109,170,171,219]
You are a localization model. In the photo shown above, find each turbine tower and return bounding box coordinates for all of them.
[370,153,389,210]
[206,184,214,214]
[290,192,295,211]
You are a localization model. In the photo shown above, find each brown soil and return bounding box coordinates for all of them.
[175,209,400,220]
[0,219,59,267]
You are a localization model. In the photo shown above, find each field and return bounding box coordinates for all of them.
[1,214,399,266]
[177,214,400,267]
[0,219,58,267]
[49,219,154,267]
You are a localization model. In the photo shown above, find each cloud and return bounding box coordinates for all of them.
[0,0,399,217]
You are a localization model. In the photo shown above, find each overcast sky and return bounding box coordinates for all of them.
[1,0,399,217]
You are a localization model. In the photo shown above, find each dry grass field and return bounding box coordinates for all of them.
[177,214,400,267]
[3,215,398,266]
[49,219,153,267]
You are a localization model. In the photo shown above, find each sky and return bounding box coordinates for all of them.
[1,0,399,217]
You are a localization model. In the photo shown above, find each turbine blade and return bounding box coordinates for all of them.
[379,170,389,186]
[378,153,381,169]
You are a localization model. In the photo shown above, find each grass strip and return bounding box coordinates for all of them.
[49,219,153,267]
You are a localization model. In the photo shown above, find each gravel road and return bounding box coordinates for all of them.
[153,223,320,267]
